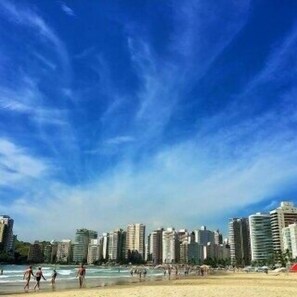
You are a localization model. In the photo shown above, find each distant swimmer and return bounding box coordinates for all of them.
[33,267,46,291]
[76,264,86,288]
[23,265,35,291]
[51,269,57,289]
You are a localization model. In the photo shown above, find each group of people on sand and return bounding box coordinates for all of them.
[23,263,86,292]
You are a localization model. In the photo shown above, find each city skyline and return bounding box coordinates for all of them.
[1,1,297,241]
[2,200,297,265]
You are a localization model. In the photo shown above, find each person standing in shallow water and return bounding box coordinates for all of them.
[76,264,86,288]
[33,267,46,291]
[51,269,57,289]
[23,265,35,291]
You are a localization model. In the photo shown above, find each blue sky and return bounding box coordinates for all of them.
[1,0,297,241]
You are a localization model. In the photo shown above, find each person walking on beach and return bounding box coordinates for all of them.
[23,265,35,291]
[76,263,86,288]
[33,267,46,291]
[51,269,57,289]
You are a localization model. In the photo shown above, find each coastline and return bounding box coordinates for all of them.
[3,272,297,297]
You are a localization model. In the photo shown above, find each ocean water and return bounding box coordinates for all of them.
[0,264,165,295]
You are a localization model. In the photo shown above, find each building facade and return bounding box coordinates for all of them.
[27,241,44,263]
[194,226,215,246]
[72,229,97,263]
[249,213,273,262]
[270,201,297,254]
[87,239,101,264]
[108,229,126,262]
[0,215,14,253]
[126,223,145,262]
[162,227,179,263]
[99,233,109,261]
[228,218,251,266]
[282,223,297,259]
[56,240,72,263]
[148,228,163,264]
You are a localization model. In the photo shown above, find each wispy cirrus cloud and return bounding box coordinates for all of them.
[1,0,297,242]
[6,112,297,240]
[0,138,49,186]
[0,0,70,71]
[60,3,75,17]
[240,22,297,99]
[0,77,67,127]
[105,136,135,145]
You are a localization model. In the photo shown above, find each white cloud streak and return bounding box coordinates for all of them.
[61,3,75,17]
[0,0,70,72]
[0,138,48,186]
[0,78,67,127]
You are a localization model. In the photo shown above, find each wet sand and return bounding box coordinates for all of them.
[4,272,297,297]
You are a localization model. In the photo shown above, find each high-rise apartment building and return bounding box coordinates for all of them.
[228,218,251,266]
[282,226,292,254]
[126,223,145,261]
[194,226,215,246]
[282,223,297,259]
[214,230,223,245]
[99,233,109,261]
[249,213,273,262]
[188,243,204,264]
[0,222,6,251]
[108,229,126,262]
[87,239,101,264]
[270,201,297,253]
[204,243,230,260]
[72,229,97,263]
[0,215,14,253]
[43,241,58,263]
[27,241,44,263]
[187,231,204,264]
[162,227,179,264]
[56,240,72,263]
[148,228,163,264]
[180,241,188,263]
[177,229,189,263]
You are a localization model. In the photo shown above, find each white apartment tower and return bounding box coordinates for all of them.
[282,223,297,259]
[100,233,109,260]
[87,239,101,264]
[108,229,126,262]
[56,240,72,263]
[282,227,292,255]
[270,201,297,253]
[126,223,145,260]
[249,213,273,261]
[162,227,178,264]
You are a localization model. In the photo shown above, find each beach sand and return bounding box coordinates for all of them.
[6,272,297,297]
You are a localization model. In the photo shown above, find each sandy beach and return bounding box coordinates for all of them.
[5,272,297,297]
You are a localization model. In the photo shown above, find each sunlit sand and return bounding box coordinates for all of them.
[6,272,297,297]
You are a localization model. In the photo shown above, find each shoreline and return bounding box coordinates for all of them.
[0,271,176,295]
[3,272,297,297]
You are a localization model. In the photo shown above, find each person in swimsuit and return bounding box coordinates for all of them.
[51,269,57,289]
[23,265,35,291]
[76,263,86,288]
[33,267,46,291]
